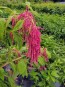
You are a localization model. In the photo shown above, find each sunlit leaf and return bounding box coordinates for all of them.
[17,59,27,76]
[0,68,4,80]
[12,20,23,32]
[0,18,5,40]
[38,57,45,66]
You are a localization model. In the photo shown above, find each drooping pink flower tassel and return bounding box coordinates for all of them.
[18,8,41,63]
[26,25,41,63]
[17,6,34,21]
[11,6,41,63]
[9,32,14,44]
[39,66,46,71]
[17,7,36,42]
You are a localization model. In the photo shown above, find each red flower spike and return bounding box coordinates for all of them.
[39,66,46,71]
[27,25,41,63]
[10,32,14,44]
[11,6,41,64]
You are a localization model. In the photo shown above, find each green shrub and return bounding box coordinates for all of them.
[7,3,25,10]
[1,1,65,15]
[35,13,65,39]
[32,3,65,15]
[41,34,65,59]
[41,34,65,83]
[0,5,65,39]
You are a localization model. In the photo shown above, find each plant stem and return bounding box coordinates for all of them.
[0,57,22,68]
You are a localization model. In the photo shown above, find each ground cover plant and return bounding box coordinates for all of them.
[1,1,65,15]
[36,13,65,39]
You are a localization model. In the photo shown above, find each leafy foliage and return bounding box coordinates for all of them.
[35,13,65,39]
[32,2,65,15]
[0,3,65,87]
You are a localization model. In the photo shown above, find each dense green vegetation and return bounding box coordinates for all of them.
[36,14,65,39]
[32,3,65,15]
[0,1,65,87]
[0,1,65,15]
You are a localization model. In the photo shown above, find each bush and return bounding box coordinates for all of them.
[6,3,25,10]
[32,2,65,15]
[41,34,65,83]
[41,34,65,59]
[1,1,65,15]
[35,13,65,39]
[0,6,65,39]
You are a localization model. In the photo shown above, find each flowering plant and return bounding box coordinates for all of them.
[0,3,64,87]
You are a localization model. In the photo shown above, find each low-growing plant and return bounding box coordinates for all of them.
[32,2,65,15]
[35,13,65,39]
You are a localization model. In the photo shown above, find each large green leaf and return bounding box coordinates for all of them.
[12,20,23,32]
[17,59,27,76]
[13,32,22,49]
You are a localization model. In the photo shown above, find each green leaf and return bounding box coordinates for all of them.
[51,70,59,78]
[47,50,51,59]
[10,62,16,74]
[38,57,45,66]
[0,10,3,13]
[13,32,22,49]
[0,79,8,87]
[0,6,7,9]
[17,59,27,76]
[6,16,12,28]
[38,82,43,87]
[0,18,5,40]
[8,77,16,87]
[26,2,30,6]
[46,76,50,81]
[12,20,23,32]
[30,71,38,76]
[41,71,47,78]
[50,76,56,82]
[0,68,4,80]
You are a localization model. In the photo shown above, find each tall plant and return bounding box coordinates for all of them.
[0,3,63,87]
